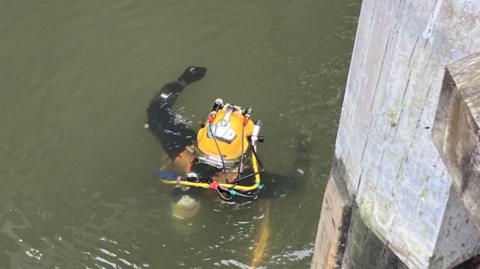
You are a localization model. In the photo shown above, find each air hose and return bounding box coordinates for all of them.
[157,151,262,197]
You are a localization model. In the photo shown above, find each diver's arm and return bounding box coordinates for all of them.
[258,135,310,199]
[147,66,207,159]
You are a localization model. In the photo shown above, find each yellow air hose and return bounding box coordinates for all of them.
[160,151,261,192]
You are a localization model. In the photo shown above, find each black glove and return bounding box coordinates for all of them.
[177,66,207,86]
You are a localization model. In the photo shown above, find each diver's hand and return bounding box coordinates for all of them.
[177,66,207,86]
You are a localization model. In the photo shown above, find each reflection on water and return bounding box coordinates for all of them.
[0,0,359,268]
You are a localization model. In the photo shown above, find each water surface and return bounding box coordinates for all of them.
[0,1,359,268]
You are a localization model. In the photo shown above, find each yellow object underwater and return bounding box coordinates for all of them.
[171,195,200,220]
[250,200,271,268]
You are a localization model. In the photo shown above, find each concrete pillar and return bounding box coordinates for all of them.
[312,1,480,268]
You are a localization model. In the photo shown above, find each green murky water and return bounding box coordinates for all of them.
[0,1,359,268]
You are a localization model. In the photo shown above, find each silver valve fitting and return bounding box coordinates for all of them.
[251,119,262,145]
[212,98,224,112]
[243,107,253,116]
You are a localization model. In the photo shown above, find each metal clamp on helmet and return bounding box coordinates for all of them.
[207,105,237,143]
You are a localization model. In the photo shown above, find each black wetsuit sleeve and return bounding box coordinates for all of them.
[147,81,196,159]
[258,135,310,199]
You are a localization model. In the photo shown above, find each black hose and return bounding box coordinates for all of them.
[230,144,264,187]
[237,123,246,179]
[230,171,262,185]
[218,186,257,200]
[233,191,257,199]
[216,188,233,201]
[250,144,264,169]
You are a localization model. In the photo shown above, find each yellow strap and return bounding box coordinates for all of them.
[160,152,261,192]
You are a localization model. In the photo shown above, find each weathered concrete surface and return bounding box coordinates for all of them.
[433,53,480,232]
[341,207,408,269]
[311,159,352,269]
[431,187,480,268]
[313,0,480,268]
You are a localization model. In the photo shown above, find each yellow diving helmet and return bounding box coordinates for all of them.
[195,98,262,169]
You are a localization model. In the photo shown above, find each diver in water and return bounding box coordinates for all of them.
[146,67,309,265]
[146,66,306,219]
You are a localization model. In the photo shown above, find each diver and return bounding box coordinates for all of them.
[146,67,309,265]
[146,66,306,219]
